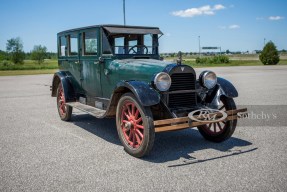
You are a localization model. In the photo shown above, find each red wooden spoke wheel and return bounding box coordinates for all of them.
[202,104,227,136]
[57,84,67,117]
[116,93,154,157]
[56,83,72,121]
[198,96,237,142]
[120,102,144,148]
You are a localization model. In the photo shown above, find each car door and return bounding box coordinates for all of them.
[80,28,103,98]
[66,33,83,94]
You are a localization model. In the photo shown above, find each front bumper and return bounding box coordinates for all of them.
[154,108,247,133]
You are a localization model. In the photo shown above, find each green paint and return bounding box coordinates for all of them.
[57,25,171,99]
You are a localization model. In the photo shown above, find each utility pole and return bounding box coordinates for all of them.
[123,0,126,26]
[198,36,201,58]
[264,38,266,46]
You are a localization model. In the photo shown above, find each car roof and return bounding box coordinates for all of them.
[58,24,162,35]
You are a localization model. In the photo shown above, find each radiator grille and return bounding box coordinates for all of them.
[168,73,197,108]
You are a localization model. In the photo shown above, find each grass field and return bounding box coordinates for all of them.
[0,59,58,70]
[164,53,287,61]
[183,59,287,68]
[0,54,286,76]
[164,54,287,68]
[0,69,58,76]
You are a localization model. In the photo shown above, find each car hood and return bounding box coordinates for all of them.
[111,59,174,82]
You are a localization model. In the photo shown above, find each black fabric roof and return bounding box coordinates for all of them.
[58,24,163,35]
[103,26,163,35]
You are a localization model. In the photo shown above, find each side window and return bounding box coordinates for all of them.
[83,31,97,55]
[114,37,125,54]
[59,36,67,57]
[102,31,112,54]
[69,34,78,56]
[144,34,153,54]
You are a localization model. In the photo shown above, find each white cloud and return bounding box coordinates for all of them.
[269,16,284,21]
[256,17,264,20]
[219,25,240,30]
[172,4,225,18]
[229,25,240,29]
[218,26,227,29]
[214,4,225,10]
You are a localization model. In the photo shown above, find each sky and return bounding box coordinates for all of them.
[0,0,286,53]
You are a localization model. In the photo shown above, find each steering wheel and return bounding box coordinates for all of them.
[128,45,149,54]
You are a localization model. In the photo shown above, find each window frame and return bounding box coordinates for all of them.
[68,33,79,57]
[58,35,68,57]
[82,29,99,57]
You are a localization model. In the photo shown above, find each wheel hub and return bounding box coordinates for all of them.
[124,122,133,130]
[120,101,144,149]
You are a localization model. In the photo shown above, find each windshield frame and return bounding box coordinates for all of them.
[101,29,160,59]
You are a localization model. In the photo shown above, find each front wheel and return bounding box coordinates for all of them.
[116,93,155,157]
[198,96,237,142]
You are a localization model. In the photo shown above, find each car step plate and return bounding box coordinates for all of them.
[66,102,106,118]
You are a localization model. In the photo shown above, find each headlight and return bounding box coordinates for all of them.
[199,71,217,89]
[154,72,171,91]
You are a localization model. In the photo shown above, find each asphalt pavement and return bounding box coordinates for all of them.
[0,65,287,191]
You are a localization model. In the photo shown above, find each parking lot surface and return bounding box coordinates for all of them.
[0,65,287,191]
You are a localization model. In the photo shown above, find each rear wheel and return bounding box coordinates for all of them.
[116,93,155,157]
[198,96,237,142]
[57,83,72,121]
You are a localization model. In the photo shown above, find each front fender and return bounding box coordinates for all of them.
[205,77,238,107]
[51,71,75,102]
[217,77,238,98]
[116,81,160,106]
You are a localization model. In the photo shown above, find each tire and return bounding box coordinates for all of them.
[198,96,237,142]
[116,93,155,157]
[56,82,72,121]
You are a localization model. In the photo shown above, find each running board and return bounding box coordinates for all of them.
[66,102,106,118]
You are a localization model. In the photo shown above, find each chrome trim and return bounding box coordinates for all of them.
[162,89,201,94]
[154,72,171,91]
[208,87,226,109]
[200,70,217,89]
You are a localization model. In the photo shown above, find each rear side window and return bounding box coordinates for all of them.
[69,34,78,56]
[83,31,97,55]
[59,36,67,57]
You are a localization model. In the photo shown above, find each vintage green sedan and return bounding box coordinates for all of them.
[51,25,246,157]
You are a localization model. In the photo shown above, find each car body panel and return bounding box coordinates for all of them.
[116,81,160,106]
[101,59,173,98]
[51,71,75,102]
[217,77,238,98]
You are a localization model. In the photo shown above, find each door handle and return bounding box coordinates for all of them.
[104,69,110,75]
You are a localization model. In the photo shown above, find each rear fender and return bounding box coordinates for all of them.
[51,71,75,102]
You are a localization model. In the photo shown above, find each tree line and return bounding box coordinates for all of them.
[161,41,281,65]
[1,37,282,66]
[0,37,57,65]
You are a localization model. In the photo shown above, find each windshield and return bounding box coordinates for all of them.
[104,33,159,56]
